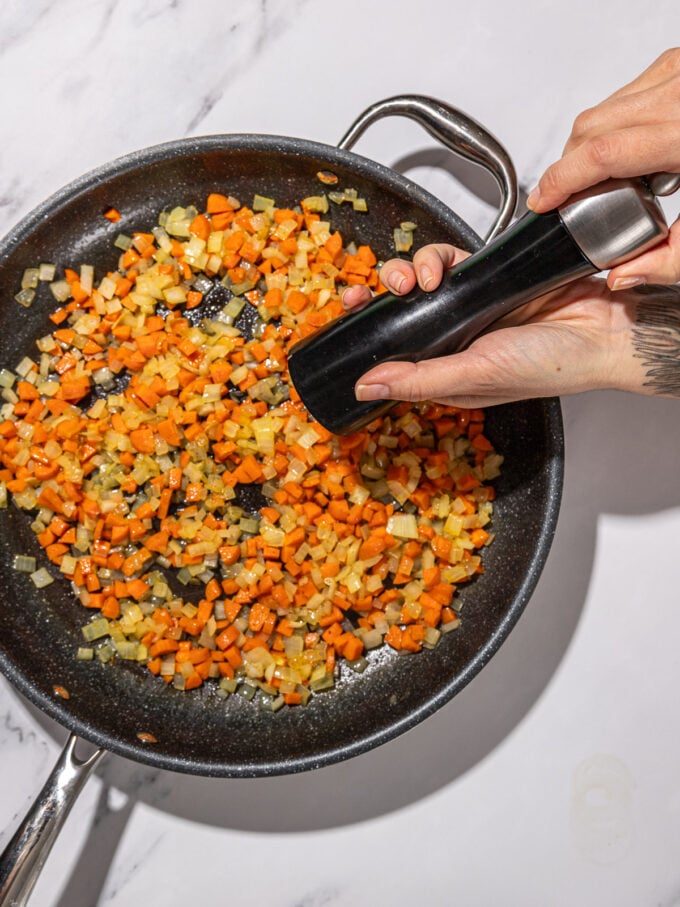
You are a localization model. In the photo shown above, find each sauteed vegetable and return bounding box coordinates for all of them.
[0,190,502,708]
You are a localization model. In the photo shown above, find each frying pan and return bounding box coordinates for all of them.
[0,96,563,904]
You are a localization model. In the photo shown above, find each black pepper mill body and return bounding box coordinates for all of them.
[288,176,674,434]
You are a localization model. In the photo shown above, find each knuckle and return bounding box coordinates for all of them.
[399,361,441,401]
[381,258,410,274]
[571,106,598,138]
[469,350,509,392]
[396,349,514,403]
[432,243,456,262]
[585,133,617,166]
[656,47,680,75]
[412,246,438,269]
[408,362,435,400]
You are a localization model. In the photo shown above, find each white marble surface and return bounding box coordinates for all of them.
[1,1,680,904]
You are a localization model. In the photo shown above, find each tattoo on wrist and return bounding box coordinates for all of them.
[632,287,680,397]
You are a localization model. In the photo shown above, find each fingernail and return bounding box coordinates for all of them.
[419,265,434,290]
[341,290,352,309]
[611,276,645,291]
[355,383,390,401]
[386,273,405,293]
[526,187,540,210]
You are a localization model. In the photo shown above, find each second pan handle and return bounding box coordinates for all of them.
[338,94,518,242]
[0,734,104,907]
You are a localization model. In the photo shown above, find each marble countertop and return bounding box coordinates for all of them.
[1,1,680,904]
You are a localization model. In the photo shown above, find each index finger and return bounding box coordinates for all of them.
[530,122,680,212]
[606,47,680,101]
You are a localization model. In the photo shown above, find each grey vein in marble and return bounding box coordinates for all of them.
[292,886,341,907]
[0,0,53,55]
[0,708,52,848]
[92,0,121,45]
[139,0,182,23]
[0,176,29,223]
[98,833,165,905]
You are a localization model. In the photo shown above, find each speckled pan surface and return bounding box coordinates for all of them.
[0,134,563,776]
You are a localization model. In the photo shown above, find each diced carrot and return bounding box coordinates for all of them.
[130,428,155,454]
[206,193,233,214]
[189,214,210,240]
[385,626,403,651]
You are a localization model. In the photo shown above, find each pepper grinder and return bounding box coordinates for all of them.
[288,172,680,435]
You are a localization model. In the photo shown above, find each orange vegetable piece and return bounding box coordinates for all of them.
[206,193,233,214]
[130,428,155,454]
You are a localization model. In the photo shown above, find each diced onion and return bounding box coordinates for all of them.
[394,227,414,253]
[49,280,71,302]
[386,513,419,539]
[441,616,461,633]
[82,618,110,641]
[444,514,464,537]
[80,264,94,295]
[252,194,275,212]
[21,268,39,290]
[14,554,37,572]
[16,357,35,377]
[15,288,36,308]
[113,233,132,250]
[38,263,56,282]
[115,640,139,660]
[30,567,54,588]
[302,195,329,213]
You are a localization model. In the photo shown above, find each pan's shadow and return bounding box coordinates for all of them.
[19,389,680,894]
[389,146,530,231]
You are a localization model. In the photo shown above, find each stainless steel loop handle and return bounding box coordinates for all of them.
[647,172,680,197]
[338,95,518,242]
[0,734,104,907]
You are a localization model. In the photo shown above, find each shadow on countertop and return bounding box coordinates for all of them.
[17,388,680,907]
[393,145,511,210]
[390,144,530,229]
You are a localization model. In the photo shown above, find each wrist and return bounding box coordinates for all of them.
[612,286,680,398]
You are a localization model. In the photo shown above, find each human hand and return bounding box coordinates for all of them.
[527,48,680,290]
[345,244,680,407]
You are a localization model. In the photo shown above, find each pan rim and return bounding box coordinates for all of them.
[0,133,563,777]
[0,132,482,262]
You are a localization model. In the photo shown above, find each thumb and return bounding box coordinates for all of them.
[609,217,680,290]
[355,353,490,403]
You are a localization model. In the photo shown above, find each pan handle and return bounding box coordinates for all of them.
[338,95,518,242]
[0,734,104,907]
